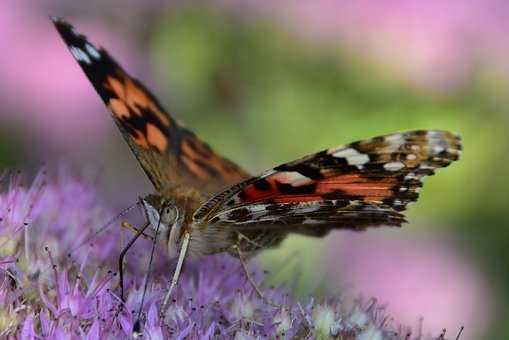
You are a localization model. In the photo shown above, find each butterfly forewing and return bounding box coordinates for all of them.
[195,130,461,236]
[52,17,249,194]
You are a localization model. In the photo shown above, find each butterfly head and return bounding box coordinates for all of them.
[141,194,185,258]
[142,195,181,233]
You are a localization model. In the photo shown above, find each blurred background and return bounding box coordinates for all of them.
[2,1,508,339]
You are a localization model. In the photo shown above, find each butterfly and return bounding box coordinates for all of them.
[52,17,461,310]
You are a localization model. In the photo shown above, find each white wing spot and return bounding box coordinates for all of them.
[384,134,404,143]
[247,205,267,213]
[70,46,91,64]
[282,171,311,185]
[406,154,417,160]
[349,154,370,166]
[69,46,80,60]
[383,161,405,171]
[330,147,370,166]
[404,172,418,180]
[419,164,435,170]
[426,130,442,138]
[85,43,101,60]
[432,145,445,154]
[331,147,358,158]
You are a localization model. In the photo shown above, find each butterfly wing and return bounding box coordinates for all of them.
[195,130,461,240]
[52,17,248,194]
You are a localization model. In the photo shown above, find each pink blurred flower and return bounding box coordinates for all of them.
[218,0,509,92]
[0,2,140,150]
[324,229,492,340]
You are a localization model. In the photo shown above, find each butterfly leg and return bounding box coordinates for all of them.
[160,232,191,317]
[118,221,150,302]
[121,221,154,241]
[233,243,264,298]
[233,240,278,307]
[237,231,265,250]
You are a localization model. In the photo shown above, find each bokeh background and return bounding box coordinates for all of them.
[2,1,508,339]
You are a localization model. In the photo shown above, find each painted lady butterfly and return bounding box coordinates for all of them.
[52,17,461,310]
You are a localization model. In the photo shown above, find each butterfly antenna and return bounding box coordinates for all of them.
[132,206,163,335]
[455,326,465,340]
[66,202,140,255]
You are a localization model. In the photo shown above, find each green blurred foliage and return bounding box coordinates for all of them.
[149,7,506,223]
[145,7,508,337]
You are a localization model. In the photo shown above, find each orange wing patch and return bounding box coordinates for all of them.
[316,174,396,202]
[109,99,130,119]
[146,123,167,152]
[105,75,170,126]
[180,136,248,183]
[234,172,397,204]
[104,74,171,153]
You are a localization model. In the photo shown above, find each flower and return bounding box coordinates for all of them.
[0,168,453,338]
[324,230,491,340]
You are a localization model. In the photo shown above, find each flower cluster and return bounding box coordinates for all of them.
[0,169,455,339]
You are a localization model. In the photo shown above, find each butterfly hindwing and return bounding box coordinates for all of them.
[52,17,248,194]
[213,199,407,254]
[194,130,461,236]
[209,200,406,230]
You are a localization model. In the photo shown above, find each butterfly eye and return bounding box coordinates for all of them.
[161,205,178,225]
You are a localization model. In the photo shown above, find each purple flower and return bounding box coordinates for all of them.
[0,168,456,338]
